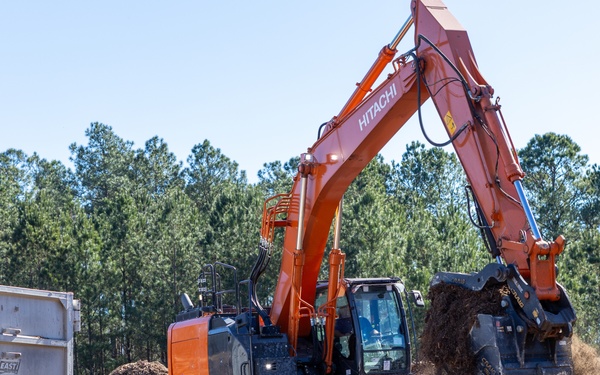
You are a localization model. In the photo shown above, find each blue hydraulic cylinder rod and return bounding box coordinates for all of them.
[514,180,542,240]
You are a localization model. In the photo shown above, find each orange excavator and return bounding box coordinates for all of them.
[168,0,576,374]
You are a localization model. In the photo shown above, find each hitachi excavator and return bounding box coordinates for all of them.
[167,0,576,374]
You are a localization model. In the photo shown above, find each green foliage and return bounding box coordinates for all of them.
[0,150,32,284]
[257,157,299,197]
[1,127,598,375]
[579,164,600,231]
[519,133,589,239]
[560,231,600,346]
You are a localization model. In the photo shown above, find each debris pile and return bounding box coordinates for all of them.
[109,361,168,375]
[420,282,505,374]
[572,335,600,374]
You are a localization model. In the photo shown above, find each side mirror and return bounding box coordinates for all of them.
[411,290,425,307]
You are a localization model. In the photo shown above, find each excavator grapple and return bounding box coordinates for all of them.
[424,264,575,373]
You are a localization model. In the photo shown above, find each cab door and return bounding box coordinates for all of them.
[351,283,410,374]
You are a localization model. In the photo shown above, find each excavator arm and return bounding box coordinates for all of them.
[412,1,574,343]
[414,0,565,301]
[268,45,425,339]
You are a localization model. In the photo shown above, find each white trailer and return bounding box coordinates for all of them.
[0,285,80,375]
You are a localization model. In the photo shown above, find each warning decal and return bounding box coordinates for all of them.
[444,111,457,136]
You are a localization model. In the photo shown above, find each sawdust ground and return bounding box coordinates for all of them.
[572,335,600,374]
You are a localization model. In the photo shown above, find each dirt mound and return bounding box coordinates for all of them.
[573,335,600,374]
[108,361,168,375]
[420,282,505,374]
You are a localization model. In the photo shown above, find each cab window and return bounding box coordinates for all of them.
[354,285,408,373]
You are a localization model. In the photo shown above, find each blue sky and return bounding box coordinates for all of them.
[2,1,599,183]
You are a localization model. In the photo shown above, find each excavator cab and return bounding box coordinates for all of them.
[315,278,420,375]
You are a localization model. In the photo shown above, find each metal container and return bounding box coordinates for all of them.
[0,285,81,375]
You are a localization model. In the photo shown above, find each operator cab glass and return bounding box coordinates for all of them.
[315,281,410,374]
[354,284,408,373]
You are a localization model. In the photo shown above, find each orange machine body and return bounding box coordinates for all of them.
[167,317,210,375]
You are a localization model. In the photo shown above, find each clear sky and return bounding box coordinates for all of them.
[2,1,599,184]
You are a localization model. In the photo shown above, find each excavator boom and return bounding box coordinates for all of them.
[269,50,425,339]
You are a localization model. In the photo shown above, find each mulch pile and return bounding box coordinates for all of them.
[572,335,600,374]
[109,361,168,375]
[420,282,505,374]
[411,360,437,375]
